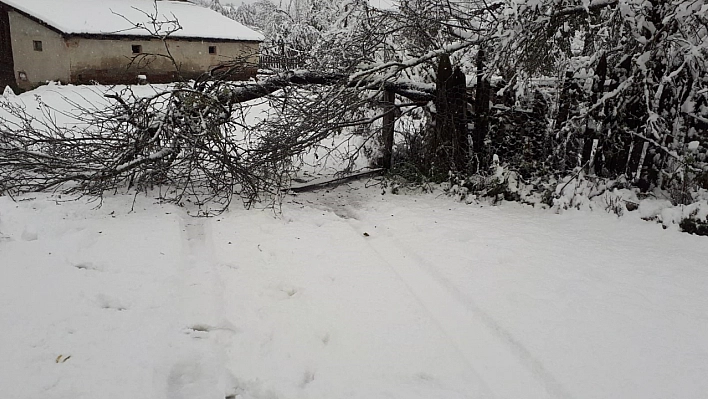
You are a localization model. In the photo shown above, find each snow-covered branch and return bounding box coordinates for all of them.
[551,0,619,17]
[222,70,435,105]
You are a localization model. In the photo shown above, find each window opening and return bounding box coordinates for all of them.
[33,41,42,51]
[132,45,142,54]
[208,46,216,54]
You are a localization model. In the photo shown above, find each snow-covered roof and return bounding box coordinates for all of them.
[1,0,264,42]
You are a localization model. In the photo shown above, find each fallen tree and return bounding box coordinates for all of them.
[218,70,435,104]
[0,66,435,211]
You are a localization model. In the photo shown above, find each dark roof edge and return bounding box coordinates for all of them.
[0,1,263,43]
[0,1,64,34]
[65,32,262,44]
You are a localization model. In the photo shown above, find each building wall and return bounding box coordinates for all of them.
[66,37,260,84]
[8,11,71,90]
[8,10,260,89]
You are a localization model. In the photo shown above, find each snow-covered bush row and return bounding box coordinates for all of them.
[552,173,708,235]
[382,136,702,235]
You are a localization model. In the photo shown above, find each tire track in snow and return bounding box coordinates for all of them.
[388,234,575,399]
[170,214,233,399]
[345,218,573,399]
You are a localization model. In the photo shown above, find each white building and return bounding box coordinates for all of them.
[0,0,264,90]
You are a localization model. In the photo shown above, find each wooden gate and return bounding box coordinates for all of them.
[0,5,16,91]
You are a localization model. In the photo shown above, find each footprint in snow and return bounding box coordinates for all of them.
[96,294,127,311]
[184,324,211,339]
[21,226,39,241]
[73,262,101,271]
[166,354,226,399]
[300,370,315,388]
[184,322,240,338]
[166,362,205,399]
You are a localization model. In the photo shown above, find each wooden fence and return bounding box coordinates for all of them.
[259,55,307,71]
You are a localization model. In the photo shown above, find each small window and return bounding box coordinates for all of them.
[208,46,216,54]
[132,44,142,54]
[33,40,42,52]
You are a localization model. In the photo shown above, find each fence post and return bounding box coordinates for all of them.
[584,53,608,174]
[555,70,574,171]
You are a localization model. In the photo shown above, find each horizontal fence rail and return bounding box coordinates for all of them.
[258,55,307,71]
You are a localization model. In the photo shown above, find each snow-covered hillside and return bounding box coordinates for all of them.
[1,181,707,399]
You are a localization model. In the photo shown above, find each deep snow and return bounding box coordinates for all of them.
[1,182,707,399]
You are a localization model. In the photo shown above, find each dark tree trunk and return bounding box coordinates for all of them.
[432,54,470,175]
[431,54,453,174]
[381,90,396,170]
[556,71,574,130]
[451,67,469,170]
[582,53,608,173]
[473,48,490,171]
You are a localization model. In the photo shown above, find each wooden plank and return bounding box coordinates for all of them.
[289,169,384,193]
[381,90,395,170]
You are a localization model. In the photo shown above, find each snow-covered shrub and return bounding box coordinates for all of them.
[550,172,638,216]
[680,213,708,237]
[543,170,708,234]
[380,174,434,196]
[444,155,551,206]
[639,196,708,233]
[601,192,625,217]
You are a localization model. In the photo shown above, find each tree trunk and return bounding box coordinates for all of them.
[451,67,469,171]
[582,53,607,174]
[432,54,453,175]
[381,90,396,170]
[432,55,469,175]
[473,48,490,171]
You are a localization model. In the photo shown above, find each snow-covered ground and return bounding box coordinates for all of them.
[2,84,708,398]
[1,181,707,399]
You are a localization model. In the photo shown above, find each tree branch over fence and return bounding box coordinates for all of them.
[551,0,619,18]
[221,70,435,104]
